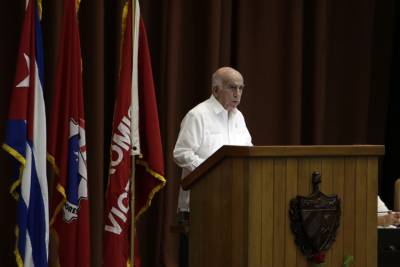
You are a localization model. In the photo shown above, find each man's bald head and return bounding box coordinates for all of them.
[212,67,244,89]
[211,67,245,111]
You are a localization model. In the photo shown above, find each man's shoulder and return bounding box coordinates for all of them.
[234,108,244,116]
[187,98,212,116]
[232,108,245,120]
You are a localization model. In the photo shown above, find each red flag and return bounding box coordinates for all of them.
[47,0,90,266]
[135,12,165,218]
[103,1,166,266]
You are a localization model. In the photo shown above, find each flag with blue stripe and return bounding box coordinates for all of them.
[2,1,49,267]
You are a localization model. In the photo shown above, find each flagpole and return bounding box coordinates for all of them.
[130,0,138,266]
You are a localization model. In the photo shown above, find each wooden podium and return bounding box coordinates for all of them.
[182,145,384,267]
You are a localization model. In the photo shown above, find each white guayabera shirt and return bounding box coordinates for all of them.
[174,95,252,211]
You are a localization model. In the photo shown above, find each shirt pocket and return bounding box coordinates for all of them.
[201,131,224,156]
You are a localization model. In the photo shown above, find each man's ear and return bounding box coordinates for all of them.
[212,86,218,94]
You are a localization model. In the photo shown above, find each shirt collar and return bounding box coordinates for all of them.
[209,95,238,115]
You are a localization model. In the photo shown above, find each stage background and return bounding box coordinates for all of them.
[0,0,399,266]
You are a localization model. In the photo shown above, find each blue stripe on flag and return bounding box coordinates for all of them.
[28,149,47,266]
[4,120,27,159]
[16,198,28,260]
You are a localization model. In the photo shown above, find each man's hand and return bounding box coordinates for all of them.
[378,212,400,227]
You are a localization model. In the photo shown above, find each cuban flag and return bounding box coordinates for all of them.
[47,0,90,266]
[2,1,49,267]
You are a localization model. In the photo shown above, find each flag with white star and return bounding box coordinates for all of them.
[2,0,49,266]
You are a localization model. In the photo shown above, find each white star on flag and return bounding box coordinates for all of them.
[16,53,30,88]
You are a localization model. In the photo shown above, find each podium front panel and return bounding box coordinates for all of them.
[188,148,379,267]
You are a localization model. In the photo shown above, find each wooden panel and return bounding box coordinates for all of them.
[285,158,298,267]
[209,161,227,266]
[260,159,274,267]
[366,157,378,267]
[343,158,356,265]
[330,158,345,267]
[189,167,206,267]
[321,158,334,266]
[355,158,368,266]
[247,158,264,267]
[188,148,380,267]
[231,158,246,267]
[183,145,384,190]
[211,161,228,266]
[296,158,312,267]
[190,159,234,267]
[273,159,287,267]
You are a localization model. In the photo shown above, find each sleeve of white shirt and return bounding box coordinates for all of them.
[173,112,205,173]
[378,196,389,213]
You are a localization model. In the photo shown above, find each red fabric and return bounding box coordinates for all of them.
[103,3,133,266]
[135,18,165,216]
[7,0,34,129]
[103,2,165,267]
[312,252,326,264]
[48,0,90,266]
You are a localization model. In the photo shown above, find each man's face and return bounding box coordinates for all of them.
[213,75,244,112]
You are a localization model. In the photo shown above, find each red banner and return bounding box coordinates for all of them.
[103,1,166,266]
[47,0,90,266]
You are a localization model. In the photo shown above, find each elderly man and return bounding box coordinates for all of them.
[173,66,253,267]
[174,66,253,213]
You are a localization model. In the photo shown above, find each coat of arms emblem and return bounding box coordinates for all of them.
[289,172,341,263]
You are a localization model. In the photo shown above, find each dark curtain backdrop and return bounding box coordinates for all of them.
[0,0,397,267]
[382,1,400,210]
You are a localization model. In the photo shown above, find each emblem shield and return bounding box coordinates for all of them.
[289,172,341,260]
